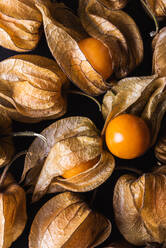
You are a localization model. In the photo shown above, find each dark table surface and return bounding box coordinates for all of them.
[0,1,165,247]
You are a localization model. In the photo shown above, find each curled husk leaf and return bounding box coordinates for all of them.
[152,27,166,77]
[0,54,69,123]
[96,0,128,10]
[35,0,109,96]
[0,0,42,52]
[79,0,143,79]
[102,75,166,145]
[0,111,14,167]
[29,192,111,248]
[141,0,166,20]
[113,165,166,246]
[21,116,115,202]
[0,173,27,248]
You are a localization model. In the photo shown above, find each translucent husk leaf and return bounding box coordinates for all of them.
[0,54,69,123]
[113,166,166,246]
[152,27,166,77]
[0,173,27,248]
[141,0,166,20]
[0,0,42,52]
[21,116,115,202]
[0,111,14,167]
[79,0,143,79]
[35,0,112,96]
[102,75,166,145]
[96,0,128,10]
[29,192,111,248]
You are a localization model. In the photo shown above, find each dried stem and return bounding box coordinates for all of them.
[0,151,27,186]
[67,90,102,112]
[12,131,47,143]
[140,0,159,37]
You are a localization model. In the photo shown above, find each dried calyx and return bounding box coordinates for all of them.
[35,0,143,95]
[0,54,69,122]
[0,164,27,248]
[140,0,166,22]
[0,0,42,51]
[113,165,166,246]
[29,192,111,248]
[21,116,115,202]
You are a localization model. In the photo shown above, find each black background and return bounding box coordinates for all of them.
[0,0,165,247]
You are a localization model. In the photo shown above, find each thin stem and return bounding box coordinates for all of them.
[67,90,102,112]
[0,151,27,186]
[140,0,159,37]
[12,131,47,143]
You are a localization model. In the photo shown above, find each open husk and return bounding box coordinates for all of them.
[0,54,69,123]
[102,75,166,145]
[0,0,42,52]
[0,111,14,167]
[21,116,115,202]
[113,165,166,246]
[79,0,143,79]
[0,173,27,248]
[29,192,111,248]
[35,0,143,95]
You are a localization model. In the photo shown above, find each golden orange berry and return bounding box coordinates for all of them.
[78,37,113,80]
[62,156,99,179]
[105,114,151,159]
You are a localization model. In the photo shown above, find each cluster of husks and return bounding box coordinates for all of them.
[21,116,115,202]
[29,192,111,248]
[35,0,143,95]
[0,0,42,52]
[0,0,166,247]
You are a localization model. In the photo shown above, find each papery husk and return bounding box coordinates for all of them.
[97,0,128,10]
[21,116,115,202]
[113,165,166,246]
[0,111,14,167]
[29,192,111,248]
[0,0,42,52]
[141,0,166,20]
[0,54,68,123]
[102,75,166,145]
[152,27,166,77]
[79,0,143,79]
[0,173,27,248]
[35,0,110,96]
